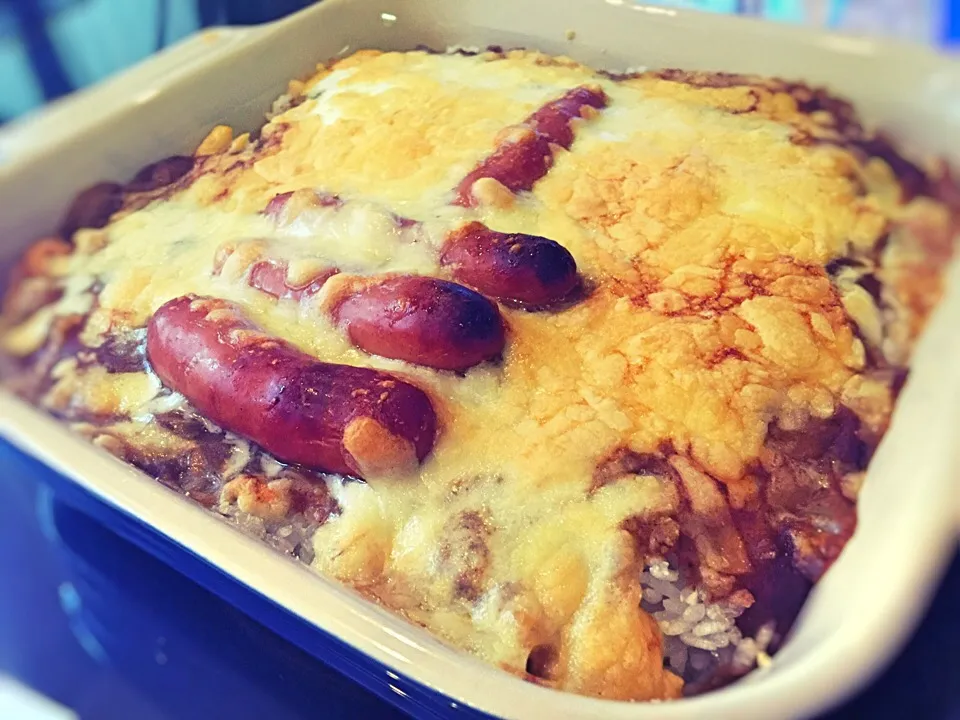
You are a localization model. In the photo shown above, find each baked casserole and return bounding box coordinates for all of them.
[2,48,958,701]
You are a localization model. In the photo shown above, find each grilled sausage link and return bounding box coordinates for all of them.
[329,275,506,371]
[442,222,579,307]
[146,295,437,478]
[212,240,338,301]
[454,85,607,207]
[263,188,343,223]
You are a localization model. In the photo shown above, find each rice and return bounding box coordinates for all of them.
[640,558,774,682]
[217,503,320,563]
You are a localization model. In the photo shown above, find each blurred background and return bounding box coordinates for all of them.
[0,0,957,124]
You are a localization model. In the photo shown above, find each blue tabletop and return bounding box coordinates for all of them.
[0,461,957,720]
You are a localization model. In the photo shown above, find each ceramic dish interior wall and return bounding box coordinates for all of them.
[1,1,958,718]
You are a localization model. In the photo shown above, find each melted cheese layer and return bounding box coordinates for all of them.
[4,48,949,702]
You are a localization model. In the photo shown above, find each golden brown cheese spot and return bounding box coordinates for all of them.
[624,74,811,127]
[221,474,293,520]
[249,52,600,207]
[469,177,517,209]
[92,420,195,458]
[343,416,419,479]
[43,363,160,418]
[738,297,821,370]
[538,83,887,271]
[195,124,234,156]
[481,257,856,482]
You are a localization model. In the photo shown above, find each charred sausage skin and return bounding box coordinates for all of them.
[442,222,579,307]
[330,275,506,371]
[454,85,607,207]
[146,295,438,479]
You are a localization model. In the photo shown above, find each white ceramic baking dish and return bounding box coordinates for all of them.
[1,2,958,718]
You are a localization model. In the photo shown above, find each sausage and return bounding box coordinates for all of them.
[146,295,437,478]
[264,191,294,217]
[212,240,338,301]
[454,129,554,207]
[527,85,607,147]
[441,222,579,306]
[248,260,338,300]
[454,85,607,207]
[330,276,506,371]
[125,156,195,193]
[263,189,343,223]
[59,182,124,239]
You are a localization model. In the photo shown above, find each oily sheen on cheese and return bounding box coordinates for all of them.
[2,49,957,702]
